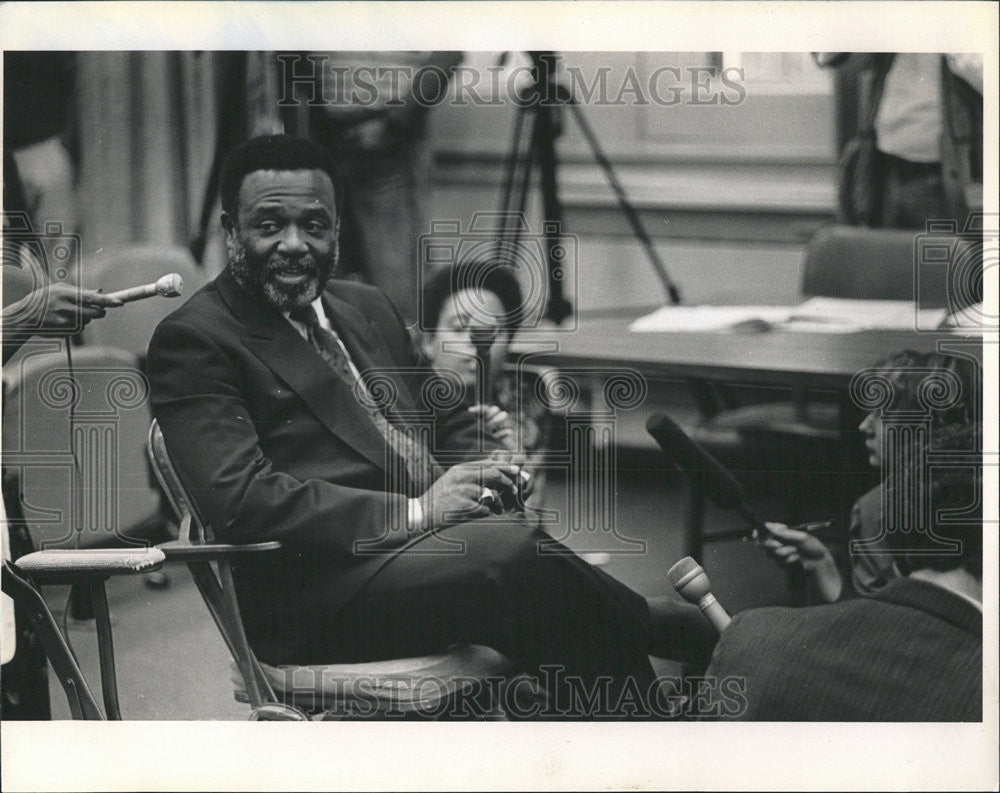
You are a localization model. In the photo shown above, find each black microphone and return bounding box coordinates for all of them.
[470,325,498,406]
[646,412,768,538]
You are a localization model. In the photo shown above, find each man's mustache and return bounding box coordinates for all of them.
[266,253,320,276]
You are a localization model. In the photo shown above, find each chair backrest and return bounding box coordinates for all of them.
[146,419,209,544]
[81,245,209,357]
[2,346,161,549]
[803,225,978,309]
[146,418,285,713]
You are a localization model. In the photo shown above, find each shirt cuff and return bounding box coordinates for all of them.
[407,498,425,536]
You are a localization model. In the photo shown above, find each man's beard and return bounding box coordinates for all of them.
[227,236,337,312]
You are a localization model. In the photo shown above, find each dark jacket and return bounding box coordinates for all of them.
[706,577,982,721]
[148,271,499,663]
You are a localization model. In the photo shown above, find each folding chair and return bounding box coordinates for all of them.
[2,345,171,718]
[146,420,514,720]
[2,544,165,720]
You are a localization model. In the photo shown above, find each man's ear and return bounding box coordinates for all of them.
[220,211,236,236]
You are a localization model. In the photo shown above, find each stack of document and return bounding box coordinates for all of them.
[630,298,950,333]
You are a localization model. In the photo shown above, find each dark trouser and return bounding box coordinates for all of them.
[293,520,659,718]
[877,152,950,229]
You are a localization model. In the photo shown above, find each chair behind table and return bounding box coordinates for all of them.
[802,224,979,308]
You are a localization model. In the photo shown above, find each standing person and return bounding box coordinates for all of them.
[820,52,983,229]
[281,51,463,327]
[3,52,79,236]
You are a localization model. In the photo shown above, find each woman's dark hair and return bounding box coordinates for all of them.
[421,259,524,335]
[219,134,344,217]
[871,350,978,428]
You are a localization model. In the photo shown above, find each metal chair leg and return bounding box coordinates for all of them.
[682,476,706,561]
[2,562,105,720]
[88,579,122,720]
[216,559,276,707]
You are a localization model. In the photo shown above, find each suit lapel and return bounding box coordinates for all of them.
[216,272,390,471]
[323,288,419,417]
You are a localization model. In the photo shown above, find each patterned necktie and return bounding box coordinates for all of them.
[290,305,442,493]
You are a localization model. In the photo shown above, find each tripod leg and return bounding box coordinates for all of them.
[500,103,528,217]
[498,102,538,260]
[536,105,573,324]
[565,99,681,305]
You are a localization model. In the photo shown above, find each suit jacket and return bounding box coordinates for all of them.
[148,271,501,663]
[706,577,982,721]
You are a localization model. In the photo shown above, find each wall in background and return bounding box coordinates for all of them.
[427,51,839,312]
[68,51,840,307]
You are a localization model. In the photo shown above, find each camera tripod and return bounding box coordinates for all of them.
[497,51,682,325]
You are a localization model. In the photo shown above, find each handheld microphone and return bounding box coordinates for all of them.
[646,412,768,538]
[470,325,498,406]
[104,273,183,304]
[667,556,731,633]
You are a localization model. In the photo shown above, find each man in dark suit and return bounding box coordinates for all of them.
[147,135,714,717]
[706,424,982,721]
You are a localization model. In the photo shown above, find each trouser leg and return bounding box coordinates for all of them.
[305,520,659,717]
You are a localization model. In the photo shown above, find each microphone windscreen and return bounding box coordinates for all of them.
[155,273,183,297]
[667,556,701,589]
[646,413,745,511]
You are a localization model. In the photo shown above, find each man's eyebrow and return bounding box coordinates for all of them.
[300,206,334,218]
[246,203,333,218]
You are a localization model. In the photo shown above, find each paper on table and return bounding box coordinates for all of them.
[629,298,949,333]
[628,305,794,332]
[787,297,948,331]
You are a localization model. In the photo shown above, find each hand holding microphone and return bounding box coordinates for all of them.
[3,282,123,338]
[103,273,183,304]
